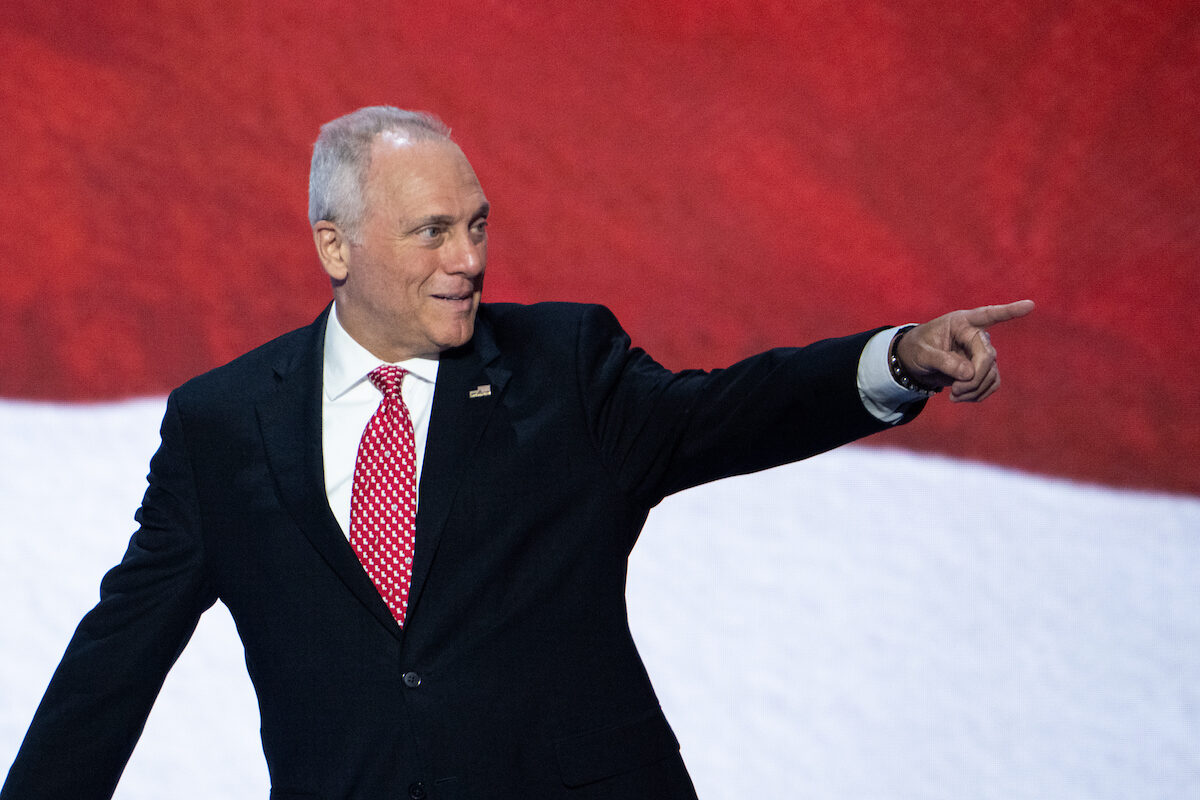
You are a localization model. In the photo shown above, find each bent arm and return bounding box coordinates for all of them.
[1,394,217,800]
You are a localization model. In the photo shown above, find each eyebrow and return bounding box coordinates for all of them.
[410,214,456,229]
[409,203,490,230]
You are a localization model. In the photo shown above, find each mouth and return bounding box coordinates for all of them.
[431,292,476,310]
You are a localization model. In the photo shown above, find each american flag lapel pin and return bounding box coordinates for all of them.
[468,384,492,399]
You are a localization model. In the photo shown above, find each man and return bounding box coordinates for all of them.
[2,106,1032,799]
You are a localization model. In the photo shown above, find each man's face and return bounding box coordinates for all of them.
[322,134,490,362]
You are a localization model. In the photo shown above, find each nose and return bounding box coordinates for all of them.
[444,228,485,277]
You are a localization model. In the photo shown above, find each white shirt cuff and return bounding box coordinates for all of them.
[857,326,930,424]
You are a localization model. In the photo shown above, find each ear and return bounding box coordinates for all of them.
[313,220,351,283]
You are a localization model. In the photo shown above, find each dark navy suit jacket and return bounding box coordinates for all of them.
[2,302,906,799]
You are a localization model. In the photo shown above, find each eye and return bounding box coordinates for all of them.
[415,225,445,241]
[469,218,489,238]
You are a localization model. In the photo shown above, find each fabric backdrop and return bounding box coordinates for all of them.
[1,0,1196,493]
[2,2,1198,798]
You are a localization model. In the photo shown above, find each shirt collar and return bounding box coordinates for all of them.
[323,303,440,401]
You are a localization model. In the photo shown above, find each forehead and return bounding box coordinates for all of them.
[364,136,485,216]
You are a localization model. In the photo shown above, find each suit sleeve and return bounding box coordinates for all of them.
[1,392,218,800]
[574,305,912,508]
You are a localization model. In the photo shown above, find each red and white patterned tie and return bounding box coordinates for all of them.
[349,365,417,627]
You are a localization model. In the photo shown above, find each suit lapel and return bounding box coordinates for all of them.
[407,314,511,623]
[257,306,406,639]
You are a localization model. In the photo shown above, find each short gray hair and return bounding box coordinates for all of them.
[308,106,452,239]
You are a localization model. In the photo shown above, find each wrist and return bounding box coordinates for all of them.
[889,325,942,395]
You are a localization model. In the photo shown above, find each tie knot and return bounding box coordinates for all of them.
[368,365,407,399]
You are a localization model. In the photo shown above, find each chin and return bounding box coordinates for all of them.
[434,320,477,352]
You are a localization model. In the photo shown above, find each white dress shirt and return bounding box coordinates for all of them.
[321,305,923,536]
[322,305,439,537]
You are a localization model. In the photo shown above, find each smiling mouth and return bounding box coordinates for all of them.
[431,292,478,311]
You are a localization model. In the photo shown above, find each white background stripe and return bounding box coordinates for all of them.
[2,399,1198,798]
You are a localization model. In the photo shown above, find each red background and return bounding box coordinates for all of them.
[1,0,1197,494]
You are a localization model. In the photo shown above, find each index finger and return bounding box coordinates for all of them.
[961,299,1035,329]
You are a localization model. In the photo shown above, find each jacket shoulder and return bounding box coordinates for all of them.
[171,309,326,407]
[476,301,628,359]
[479,301,615,331]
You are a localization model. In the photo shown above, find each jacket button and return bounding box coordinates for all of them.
[408,781,427,799]
[402,671,421,688]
